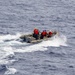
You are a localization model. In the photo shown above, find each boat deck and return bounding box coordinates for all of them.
[20,31,57,43]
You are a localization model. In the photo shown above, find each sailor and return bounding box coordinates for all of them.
[48,31,53,37]
[33,28,39,40]
[40,30,47,39]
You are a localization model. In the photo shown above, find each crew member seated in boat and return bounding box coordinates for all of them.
[40,30,47,39]
[33,28,39,40]
[48,31,53,37]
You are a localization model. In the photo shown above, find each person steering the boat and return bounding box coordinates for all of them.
[33,28,39,40]
[40,30,47,39]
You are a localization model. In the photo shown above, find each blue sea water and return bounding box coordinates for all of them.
[0,0,75,75]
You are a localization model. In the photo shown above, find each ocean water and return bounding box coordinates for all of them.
[0,0,75,75]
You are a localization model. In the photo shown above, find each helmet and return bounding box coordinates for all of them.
[43,30,46,32]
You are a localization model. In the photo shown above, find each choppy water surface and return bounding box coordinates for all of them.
[0,0,75,75]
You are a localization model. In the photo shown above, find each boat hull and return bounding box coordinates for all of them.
[20,31,57,43]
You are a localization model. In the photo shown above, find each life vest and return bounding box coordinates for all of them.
[48,31,53,36]
[34,29,39,35]
[41,31,47,36]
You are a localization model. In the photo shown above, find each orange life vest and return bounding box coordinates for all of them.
[34,29,39,35]
[41,31,47,36]
[48,31,53,36]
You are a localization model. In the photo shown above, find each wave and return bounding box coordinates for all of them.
[4,68,17,75]
[0,33,68,53]
[0,33,68,74]
[10,34,68,53]
[0,65,6,71]
[0,46,15,73]
[0,33,21,42]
